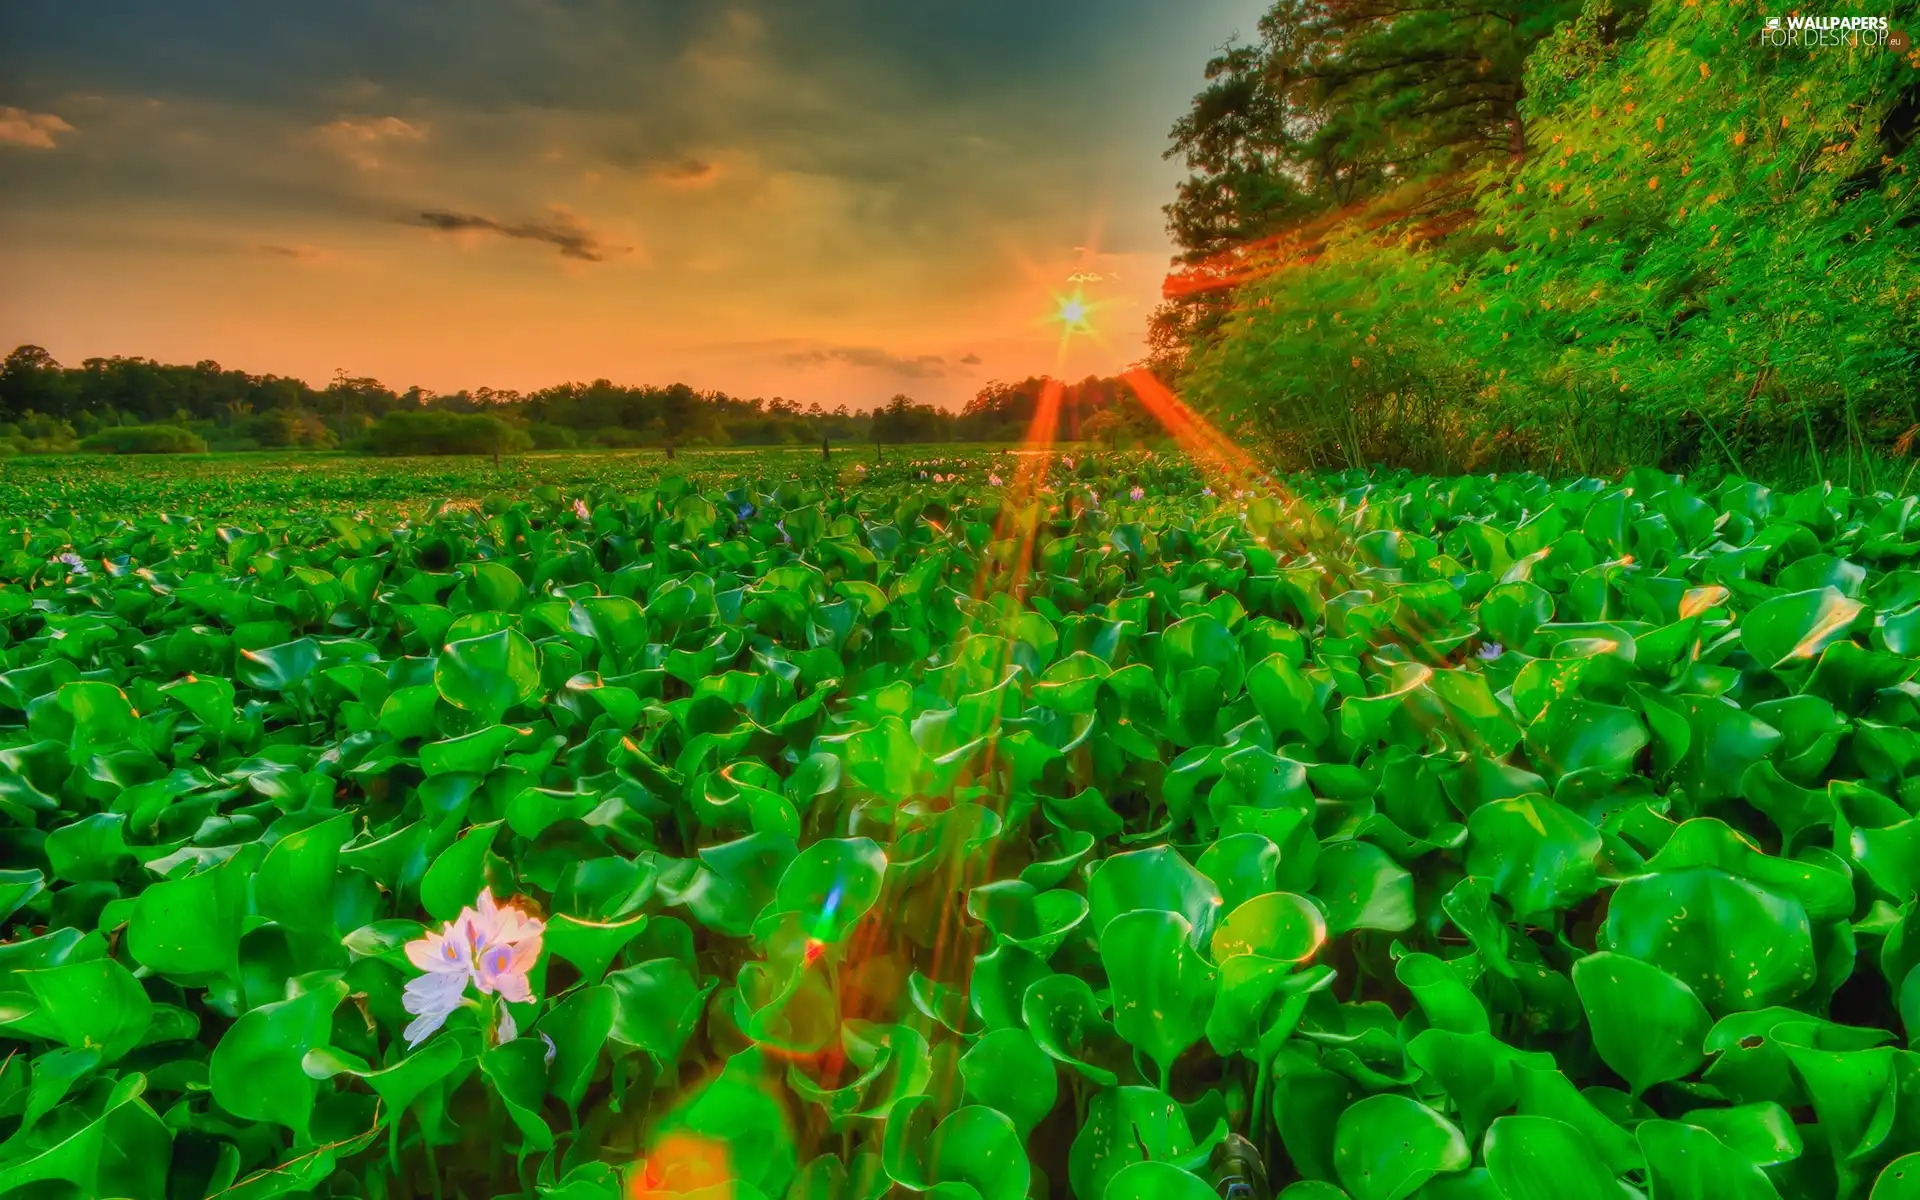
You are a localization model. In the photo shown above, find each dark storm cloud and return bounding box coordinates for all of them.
[401,208,619,261]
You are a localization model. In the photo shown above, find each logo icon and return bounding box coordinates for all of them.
[1767,16,1781,28]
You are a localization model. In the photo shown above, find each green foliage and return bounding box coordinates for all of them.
[76,423,208,454]
[2,450,1920,1200]
[1170,0,1920,480]
[363,409,534,456]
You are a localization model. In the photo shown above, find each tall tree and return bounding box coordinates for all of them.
[1155,0,1583,377]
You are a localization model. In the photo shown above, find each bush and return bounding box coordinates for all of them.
[362,410,532,456]
[527,422,578,450]
[249,407,336,449]
[77,424,208,454]
[590,426,648,449]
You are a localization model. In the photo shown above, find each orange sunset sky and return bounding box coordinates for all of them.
[0,1,1270,410]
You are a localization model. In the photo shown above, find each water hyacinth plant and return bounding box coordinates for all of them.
[1,449,1919,1199]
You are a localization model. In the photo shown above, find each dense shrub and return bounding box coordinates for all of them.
[589,425,649,449]
[526,421,579,450]
[1168,0,1920,480]
[249,407,336,448]
[76,423,208,454]
[363,410,532,456]
[0,413,79,456]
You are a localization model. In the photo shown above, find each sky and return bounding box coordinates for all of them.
[0,0,1270,410]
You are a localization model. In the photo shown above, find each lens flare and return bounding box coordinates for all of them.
[1046,288,1100,359]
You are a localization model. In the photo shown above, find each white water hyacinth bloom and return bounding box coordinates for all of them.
[988,473,1003,486]
[1129,486,1145,501]
[572,498,591,521]
[402,889,544,1046]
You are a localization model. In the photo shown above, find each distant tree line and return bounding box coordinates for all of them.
[0,346,1163,455]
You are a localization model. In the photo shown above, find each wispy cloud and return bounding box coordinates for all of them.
[256,243,337,263]
[400,206,623,262]
[786,345,950,379]
[0,107,75,150]
[658,156,720,185]
[319,115,424,169]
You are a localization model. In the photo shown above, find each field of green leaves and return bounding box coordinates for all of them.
[4,450,1920,1200]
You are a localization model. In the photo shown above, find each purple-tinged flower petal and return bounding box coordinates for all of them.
[404,919,474,973]
[401,970,468,1046]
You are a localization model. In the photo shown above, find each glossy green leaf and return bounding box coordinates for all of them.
[1088,845,1225,945]
[1638,1119,1782,1200]
[1483,1115,1618,1200]
[1604,868,1816,1012]
[208,978,348,1141]
[1101,909,1218,1086]
[1332,1094,1469,1200]
[1466,796,1601,921]
[961,1027,1058,1138]
[436,627,541,720]
[1572,951,1711,1094]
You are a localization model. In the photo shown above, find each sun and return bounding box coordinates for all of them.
[1039,278,1109,366]
[1050,288,1095,340]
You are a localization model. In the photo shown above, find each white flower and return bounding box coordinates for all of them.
[988,473,1004,486]
[1063,456,1074,468]
[572,498,591,521]
[402,914,475,1047]
[1202,487,1214,497]
[402,889,545,1047]
[1129,486,1145,501]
